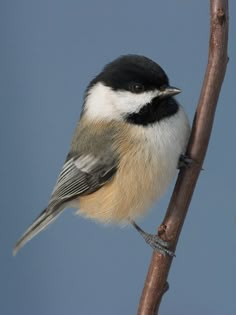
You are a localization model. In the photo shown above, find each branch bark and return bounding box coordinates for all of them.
[137,1,229,314]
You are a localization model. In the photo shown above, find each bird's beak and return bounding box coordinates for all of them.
[159,86,181,98]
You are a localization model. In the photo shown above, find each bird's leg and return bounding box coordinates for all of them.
[178,153,194,169]
[130,220,175,257]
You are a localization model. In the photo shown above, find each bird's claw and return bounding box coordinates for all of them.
[178,154,194,169]
[143,233,175,257]
[178,154,204,170]
[130,220,175,257]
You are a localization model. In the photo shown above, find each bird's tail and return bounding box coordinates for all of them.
[13,206,64,256]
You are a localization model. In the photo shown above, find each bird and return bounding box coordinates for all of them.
[13,55,190,256]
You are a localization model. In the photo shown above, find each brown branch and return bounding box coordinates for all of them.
[137,1,229,314]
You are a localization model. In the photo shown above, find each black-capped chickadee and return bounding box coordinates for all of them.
[13,55,190,256]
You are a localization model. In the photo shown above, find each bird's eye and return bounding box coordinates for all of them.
[130,83,145,93]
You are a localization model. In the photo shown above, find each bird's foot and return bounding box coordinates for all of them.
[130,220,175,257]
[178,154,204,170]
[142,233,175,257]
[178,154,194,169]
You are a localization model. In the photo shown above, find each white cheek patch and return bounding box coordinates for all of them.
[84,82,160,121]
[85,83,116,120]
[114,90,158,115]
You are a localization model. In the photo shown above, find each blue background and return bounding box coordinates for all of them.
[1,1,235,314]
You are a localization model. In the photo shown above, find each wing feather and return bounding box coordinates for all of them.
[13,122,119,255]
[49,154,117,207]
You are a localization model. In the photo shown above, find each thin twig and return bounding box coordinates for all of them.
[137,1,229,314]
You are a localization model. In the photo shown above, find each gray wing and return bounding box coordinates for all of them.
[13,152,117,255]
[49,153,117,208]
[13,117,120,255]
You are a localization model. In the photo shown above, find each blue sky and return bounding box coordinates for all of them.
[1,1,235,314]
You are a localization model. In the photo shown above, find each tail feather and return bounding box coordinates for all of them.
[13,207,64,256]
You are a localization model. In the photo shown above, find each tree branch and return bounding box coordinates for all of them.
[137,1,229,314]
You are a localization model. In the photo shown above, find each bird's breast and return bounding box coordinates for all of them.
[78,108,190,224]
